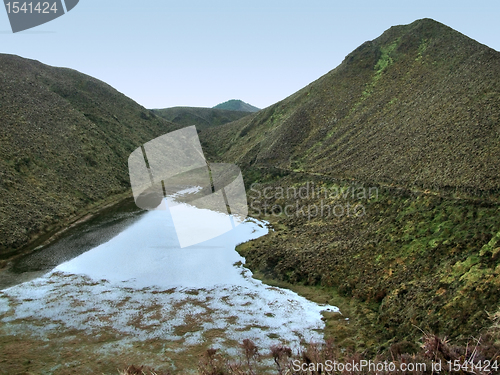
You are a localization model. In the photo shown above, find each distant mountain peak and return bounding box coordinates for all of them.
[213,99,260,113]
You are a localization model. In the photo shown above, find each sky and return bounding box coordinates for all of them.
[1,0,499,110]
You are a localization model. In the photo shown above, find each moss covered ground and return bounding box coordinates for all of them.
[235,169,500,354]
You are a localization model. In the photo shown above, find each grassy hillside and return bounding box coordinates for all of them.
[203,18,500,195]
[0,54,179,258]
[213,99,260,113]
[201,19,500,349]
[151,106,250,130]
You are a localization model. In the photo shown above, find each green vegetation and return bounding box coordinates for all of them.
[201,19,500,194]
[232,174,500,352]
[200,18,500,354]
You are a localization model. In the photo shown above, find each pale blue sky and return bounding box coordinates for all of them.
[1,0,498,109]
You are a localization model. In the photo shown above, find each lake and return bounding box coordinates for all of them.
[0,197,338,373]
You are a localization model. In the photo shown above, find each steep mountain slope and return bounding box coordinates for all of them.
[203,18,500,195]
[0,54,179,257]
[213,99,260,113]
[201,19,500,347]
[151,106,250,130]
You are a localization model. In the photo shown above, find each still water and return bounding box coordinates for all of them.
[0,198,338,357]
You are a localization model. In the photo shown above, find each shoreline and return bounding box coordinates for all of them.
[0,190,135,278]
[0,206,333,374]
[235,214,393,355]
[1,191,369,351]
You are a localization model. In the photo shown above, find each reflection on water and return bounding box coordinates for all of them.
[0,198,145,289]
[57,200,264,288]
[0,199,339,356]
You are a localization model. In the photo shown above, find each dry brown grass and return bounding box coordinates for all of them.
[120,365,172,375]
[123,333,500,375]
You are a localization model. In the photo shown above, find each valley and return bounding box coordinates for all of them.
[0,17,499,373]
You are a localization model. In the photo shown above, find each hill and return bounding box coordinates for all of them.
[213,99,260,113]
[151,106,250,131]
[0,54,179,258]
[201,19,500,348]
[203,18,500,195]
